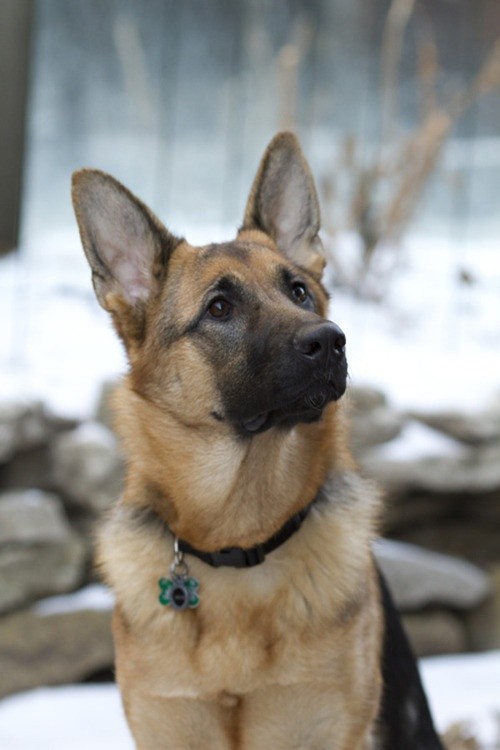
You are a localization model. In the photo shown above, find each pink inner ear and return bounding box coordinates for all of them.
[269,160,318,254]
[106,243,151,302]
[96,221,155,304]
[275,180,305,250]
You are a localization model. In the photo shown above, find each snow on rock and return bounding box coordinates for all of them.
[34,584,114,617]
[368,420,466,462]
[0,490,87,614]
[52,421,124,513]
[374,539,491,611]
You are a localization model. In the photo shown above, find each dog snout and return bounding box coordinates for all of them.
[293,322,346,364]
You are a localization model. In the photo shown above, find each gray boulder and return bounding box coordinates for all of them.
[411,405,500,446]
[0,401,57,462]
[374,539,491,612]
[347,385,404,453]
[402,609,467,657]
[383,492,453,532]
[348,385,387,413]
[0,490,87,613]
[52,422,123,513]
[467,563,500,651]
[363,441,500,496]
[0,586,114,698]
[396,522,500,568]
[350,406,404,452]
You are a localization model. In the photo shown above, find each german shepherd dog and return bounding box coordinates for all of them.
[72,133,443,749]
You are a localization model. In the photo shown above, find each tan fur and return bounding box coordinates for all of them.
[72,132,383,749]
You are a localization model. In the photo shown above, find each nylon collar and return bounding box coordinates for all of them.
[178,501,314,568]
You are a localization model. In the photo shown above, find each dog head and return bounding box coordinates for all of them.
[72,132,347,438]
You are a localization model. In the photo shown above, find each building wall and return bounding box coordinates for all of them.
[21,0,500,244]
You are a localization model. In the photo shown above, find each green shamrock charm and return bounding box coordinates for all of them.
[158,574,200,611]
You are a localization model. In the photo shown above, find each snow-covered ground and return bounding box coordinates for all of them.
[0,684,134,750]
[1,227,499,418]
[420,651,500,747]
[0,651,498,749]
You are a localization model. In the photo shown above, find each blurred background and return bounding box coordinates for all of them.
[0,1,499,748]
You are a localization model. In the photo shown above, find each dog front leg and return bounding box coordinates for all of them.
[122,692,235,750]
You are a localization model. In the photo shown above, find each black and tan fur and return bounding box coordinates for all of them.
[72,132,442,749]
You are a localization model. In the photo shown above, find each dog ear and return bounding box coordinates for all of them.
[72,169,180,347]
[242,132,325,277]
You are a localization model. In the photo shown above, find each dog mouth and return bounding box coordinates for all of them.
[240,380,346,436]
[242,413,270,432]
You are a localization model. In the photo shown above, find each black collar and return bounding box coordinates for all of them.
[178,501,314,568]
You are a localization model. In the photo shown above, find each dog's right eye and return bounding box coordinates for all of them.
[291,282,309,304]
[207,298,232,320]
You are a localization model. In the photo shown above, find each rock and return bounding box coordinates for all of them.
[346,385,404,453]
[0,401,57,462]
[348,385,387,413]
[411,406,500,446]
[395,522,500,568]
[463,490,500,524]
[0,490,69,546]
[374,539,491,612]
[441,723,481,750]
[52,422,124,513]
[350,406,404,452]
[383,493,453,533]
[95,379,119,429]
[362,442,500,497]
[0,444,53,490]
[402,609,467,657]
[466,564,500,651]
[384,490,500,533]
[0,587,114,698]
[0,490,87,613]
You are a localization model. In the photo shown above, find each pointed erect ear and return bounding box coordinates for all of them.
[242,132,325,277]
[71,169,179,312]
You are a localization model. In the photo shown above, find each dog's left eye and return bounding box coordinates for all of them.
[207,298,232,320]
[291,282,309,304]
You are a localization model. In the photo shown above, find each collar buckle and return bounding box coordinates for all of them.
[178,500,315,569]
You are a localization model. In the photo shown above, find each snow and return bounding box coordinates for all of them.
[420,651,500,747]
[0,233,125,417]
[328,233,500,414]
[0,684,134,750]
[0,652,498,749]
[1,227,499,418]
[370,419,466,461]
[34,584,114,617]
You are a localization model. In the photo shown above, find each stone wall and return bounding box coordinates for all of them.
[0,397,120,698]
[0,384,498,697]
[351,385,500,656]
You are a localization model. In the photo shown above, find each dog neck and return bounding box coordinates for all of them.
[117,383,351,551]
[177,499,315,568]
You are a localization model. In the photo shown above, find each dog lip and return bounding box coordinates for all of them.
[238,369,348,435]
[238,381,346,436]
[280,376,347,411]
[241,413,269,432]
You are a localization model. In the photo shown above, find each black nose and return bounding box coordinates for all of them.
[293,322,346,363]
